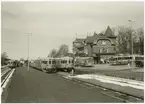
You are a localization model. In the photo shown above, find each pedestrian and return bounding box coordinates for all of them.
[71,69,75,76]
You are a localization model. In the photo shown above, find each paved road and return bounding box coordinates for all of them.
[5,67,122,103]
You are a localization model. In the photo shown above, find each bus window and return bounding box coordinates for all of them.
[126,57,129,59]
[61,60,63,64]
[135,57,144,60]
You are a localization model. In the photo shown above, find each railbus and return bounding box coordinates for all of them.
[30,57,74,73]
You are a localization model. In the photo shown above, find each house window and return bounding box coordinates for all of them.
[102,40,106,45]
[99,48,103,53]
[84,48,88,54]
[100,48,108,53]
[106,49,108,53]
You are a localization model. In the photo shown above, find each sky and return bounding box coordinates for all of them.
[1,1,144,60]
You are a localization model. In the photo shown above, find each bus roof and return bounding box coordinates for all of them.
[110,55,144,58]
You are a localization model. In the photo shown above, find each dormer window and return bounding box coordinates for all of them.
[93,40,97,45]
[102,40,106,45]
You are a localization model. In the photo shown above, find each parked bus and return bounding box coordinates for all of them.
[134,56,144,67]
[74,57,94,67]
[109,55,144,67]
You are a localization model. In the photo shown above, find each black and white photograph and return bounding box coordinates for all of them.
[1,0,144,103]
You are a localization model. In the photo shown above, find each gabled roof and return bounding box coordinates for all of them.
[74,43,84,48]
[73,38,85,43]
[74,26,116,44]
[85,33,107,43]
[85,36,94,43]
[104,26,116,37]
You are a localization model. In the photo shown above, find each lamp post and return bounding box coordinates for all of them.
[26,33,32,71]
[128,20,136,69]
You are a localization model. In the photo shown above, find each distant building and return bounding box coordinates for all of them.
[73,26,117,63]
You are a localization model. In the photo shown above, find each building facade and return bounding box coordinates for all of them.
[73,26,117,63]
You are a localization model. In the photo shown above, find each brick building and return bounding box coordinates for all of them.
[73,26,117,63]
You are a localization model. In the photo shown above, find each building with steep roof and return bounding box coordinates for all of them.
[73,26,117,63]
[73,38,86,57]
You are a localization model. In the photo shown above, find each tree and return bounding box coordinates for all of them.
[135,28,144,55]
[1,52,8,58]
[1,52,8,65]
[48,49,57,57]
[115,26,135,54]
[56,44,69,57]
[115,26,144,55]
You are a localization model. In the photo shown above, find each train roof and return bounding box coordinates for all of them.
[35,57,73,61]
[75,57,93,59]
[60,56,73,59]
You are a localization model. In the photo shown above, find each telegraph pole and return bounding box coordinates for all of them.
[26,33,32,71]
[128,20,136,69]
[76,33,77,39]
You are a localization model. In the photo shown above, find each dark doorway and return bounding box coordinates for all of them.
[93,55,100,64]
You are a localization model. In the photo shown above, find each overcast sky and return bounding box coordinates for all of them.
[1,1,144,60]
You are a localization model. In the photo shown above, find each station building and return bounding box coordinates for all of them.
[73,26,117,63]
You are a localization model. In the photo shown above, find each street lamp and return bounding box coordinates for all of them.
[26,33,32,71]
[128,20,136,69]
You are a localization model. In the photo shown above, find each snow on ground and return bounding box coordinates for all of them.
[68,74,144,90]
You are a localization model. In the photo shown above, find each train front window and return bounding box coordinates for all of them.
[49,60,51,64]
[52,60,55,64]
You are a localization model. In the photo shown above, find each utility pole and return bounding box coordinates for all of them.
[76,33,77,39]
[26,33,32,71]
[128,20,136,69]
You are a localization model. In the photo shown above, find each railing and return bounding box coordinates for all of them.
[1,66,11,76]
[1,66,16,95]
